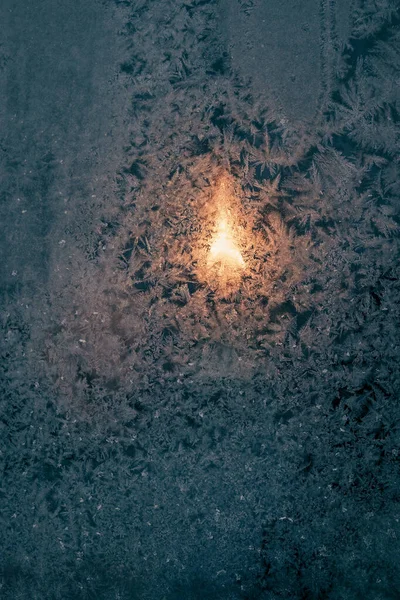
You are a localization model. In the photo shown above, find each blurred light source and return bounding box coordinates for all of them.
[194,173,250,293]
[208,215,245,271]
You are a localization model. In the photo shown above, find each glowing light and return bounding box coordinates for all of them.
[208,215,245,271]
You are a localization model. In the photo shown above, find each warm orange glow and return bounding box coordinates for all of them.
[194,172,253,293]
[208,215,245,270]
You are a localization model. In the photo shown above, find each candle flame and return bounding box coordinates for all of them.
[208,216,245,270]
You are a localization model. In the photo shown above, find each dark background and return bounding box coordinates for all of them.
[1,1,399,598]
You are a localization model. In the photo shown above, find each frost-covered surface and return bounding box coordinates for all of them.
[1,0,400,598]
